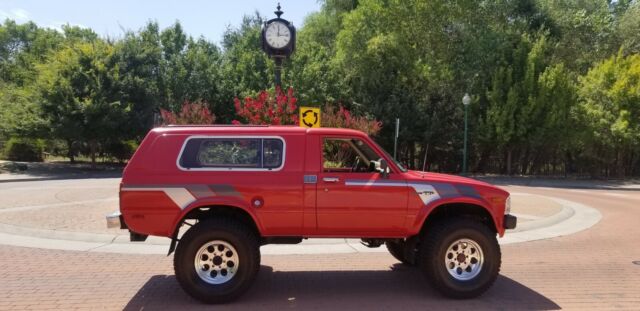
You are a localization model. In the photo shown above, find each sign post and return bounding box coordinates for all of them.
[393,118,399,159]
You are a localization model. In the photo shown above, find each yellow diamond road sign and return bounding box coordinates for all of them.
[299,107,321,128]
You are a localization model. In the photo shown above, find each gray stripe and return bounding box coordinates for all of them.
[209,184,241,197]
[432,183,459,198]
[455,184,481,198]
[123,184,241,198]
[187,185,216,199]
[123,184,190,189]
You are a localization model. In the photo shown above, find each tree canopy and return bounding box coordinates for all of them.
[0,0,639,176]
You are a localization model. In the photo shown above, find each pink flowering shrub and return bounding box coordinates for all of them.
[322,105,382,136]
[232,87,298,125]
[160,100,215,125]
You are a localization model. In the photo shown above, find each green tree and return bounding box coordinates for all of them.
[0,83,47,141]
[578,52,640,177]
[617,2,640,54]
[37,40,130,165]
[0,20,64,85]
[219,14,273,111]
[111,22,163,137]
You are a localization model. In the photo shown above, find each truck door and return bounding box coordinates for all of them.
[315,136,408,234]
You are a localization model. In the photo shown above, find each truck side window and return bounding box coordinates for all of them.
[323,138,382,173]
[263,139,284,169]
[197,139,260,168]
[179,137,284,170]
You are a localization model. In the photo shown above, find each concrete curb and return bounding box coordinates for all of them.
[511,205,575,233]
[0,174,122,183]
[0,194,602,255]
[499,196,602,245]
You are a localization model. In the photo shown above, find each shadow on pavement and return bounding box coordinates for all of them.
[123,265,560,310]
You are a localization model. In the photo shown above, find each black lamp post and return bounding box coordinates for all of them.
[462,93,471,175]
[261,3,296,88]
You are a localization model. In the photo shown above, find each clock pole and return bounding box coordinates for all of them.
[261,3,296,90]
[274,57,282,88]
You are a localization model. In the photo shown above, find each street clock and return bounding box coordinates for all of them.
[261,3,296,87]
[261,3,296,57]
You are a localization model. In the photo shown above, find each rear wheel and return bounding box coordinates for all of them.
[174,218,260,304]
[419,219,500,299]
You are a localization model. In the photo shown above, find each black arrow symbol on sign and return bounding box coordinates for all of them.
[302,110,318,127]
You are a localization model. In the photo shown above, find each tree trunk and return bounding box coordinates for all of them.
[66,139,75,163]
[507,149,513,176]
[408,141,415,170]
[521,147,530,175]
[89,139,98,169]
[474,148,489,173]
[617,149,626,178]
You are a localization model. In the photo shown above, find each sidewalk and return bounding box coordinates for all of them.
[0,160,122,182]
[477,175,640,190]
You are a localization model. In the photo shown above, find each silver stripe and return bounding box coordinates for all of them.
[345,180,442,205]
[345,180,406,187]
[122,187,196,210]
[409,183,441,205]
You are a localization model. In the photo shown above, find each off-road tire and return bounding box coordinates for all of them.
[419,219,500,299]
[174,218,260,304]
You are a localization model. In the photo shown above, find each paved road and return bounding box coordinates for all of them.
[0,182,639,310]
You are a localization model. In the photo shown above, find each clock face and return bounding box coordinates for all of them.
[265,21,291,49]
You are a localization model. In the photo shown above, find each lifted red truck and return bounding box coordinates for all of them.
[107,125,516,303]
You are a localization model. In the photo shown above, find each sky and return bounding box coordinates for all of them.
[0,0,322,44]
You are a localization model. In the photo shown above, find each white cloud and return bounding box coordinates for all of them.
[0,8,31,22]
[10,8,30,21]
[46,21,87,33]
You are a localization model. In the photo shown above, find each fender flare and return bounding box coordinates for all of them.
[409,196,502,236]
[166,197,263,255]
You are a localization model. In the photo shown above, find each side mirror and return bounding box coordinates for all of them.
[379,159,389,179]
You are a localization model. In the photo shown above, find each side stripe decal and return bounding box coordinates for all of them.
[121,184,240,210]
[344,179,478,206]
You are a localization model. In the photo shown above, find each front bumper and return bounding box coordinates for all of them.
[504,214,517,230]
[106,211,127,229]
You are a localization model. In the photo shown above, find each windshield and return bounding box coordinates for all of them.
[370,138,408,172]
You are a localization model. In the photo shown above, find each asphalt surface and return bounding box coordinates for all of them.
[0,177,638,310]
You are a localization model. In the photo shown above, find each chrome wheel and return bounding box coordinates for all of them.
[444,238,484,281]
[194,240,240,285]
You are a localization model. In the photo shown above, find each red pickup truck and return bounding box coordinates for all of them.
[107,125,516,303]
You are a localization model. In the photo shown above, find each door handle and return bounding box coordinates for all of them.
[323,177,340,183]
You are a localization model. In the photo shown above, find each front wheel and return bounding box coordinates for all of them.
[419,219,500,299]
[174,219,260,304]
